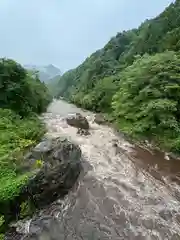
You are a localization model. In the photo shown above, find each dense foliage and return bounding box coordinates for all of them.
[0,109,45,200]
[0,59,51,236]
[54,0,180,152]
[112,51,180,151]
[0,59,51,116]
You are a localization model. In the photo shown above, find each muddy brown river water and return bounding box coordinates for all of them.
[16,99,180,239]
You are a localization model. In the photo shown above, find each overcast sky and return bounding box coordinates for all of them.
[0,0,173,72]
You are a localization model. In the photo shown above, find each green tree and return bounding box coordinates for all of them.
[112,51,180,151]
[0,59,51,234]
[56,0,180,108]
[0,58,51,117]
[54,0,180,152]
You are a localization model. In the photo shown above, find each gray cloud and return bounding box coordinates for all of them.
[0,0,173,72]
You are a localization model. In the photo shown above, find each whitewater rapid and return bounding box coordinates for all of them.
[20,99,180,239]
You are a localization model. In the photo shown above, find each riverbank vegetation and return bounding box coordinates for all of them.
[0,59,51,236]
[52,0,180,153]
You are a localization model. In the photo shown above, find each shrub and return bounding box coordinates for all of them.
[112,51,180,151]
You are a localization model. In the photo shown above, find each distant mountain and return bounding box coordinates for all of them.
[24,64,61,83]
[47,74,61,96]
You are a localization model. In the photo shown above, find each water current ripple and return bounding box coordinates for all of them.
[17,100,180,239]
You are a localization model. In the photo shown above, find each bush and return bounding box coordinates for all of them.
[0,215,4,240]
[0,58,51,234]
[20,200,35,219]
[0,109,45,202]
[0,58,52,117]
[112,51,180,151]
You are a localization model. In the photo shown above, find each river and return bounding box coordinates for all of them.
[25,99,180,239]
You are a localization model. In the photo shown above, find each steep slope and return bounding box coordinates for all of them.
[55,0,180,152]
[56,0,180,110]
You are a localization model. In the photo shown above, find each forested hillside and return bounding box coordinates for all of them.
[0,59,51,237]
[55,0,180,152]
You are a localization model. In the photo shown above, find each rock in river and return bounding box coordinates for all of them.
[94,114,106,125]
[23,137,82,207]
[3,136,82,230]
[66,113,89,130]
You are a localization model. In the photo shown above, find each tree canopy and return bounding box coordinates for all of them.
[0,58,51,117]
[52,0,180,152]
[112,51,180,151]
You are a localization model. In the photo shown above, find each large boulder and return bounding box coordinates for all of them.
[6,137,81,210]
[4,137,82,239]
[22,137,82,207]
[66,113,89,130]
[94,114,106,125]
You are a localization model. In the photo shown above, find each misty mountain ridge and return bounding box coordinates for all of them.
[24,64,61,83]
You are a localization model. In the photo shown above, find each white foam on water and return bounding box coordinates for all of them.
[25,100,180,239]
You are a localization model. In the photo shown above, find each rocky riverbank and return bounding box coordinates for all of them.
[5,99,180,239]
[4,136,82,239]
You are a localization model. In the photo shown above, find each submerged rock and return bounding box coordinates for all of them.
[77,128,90,136]
[66,113,89,130]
